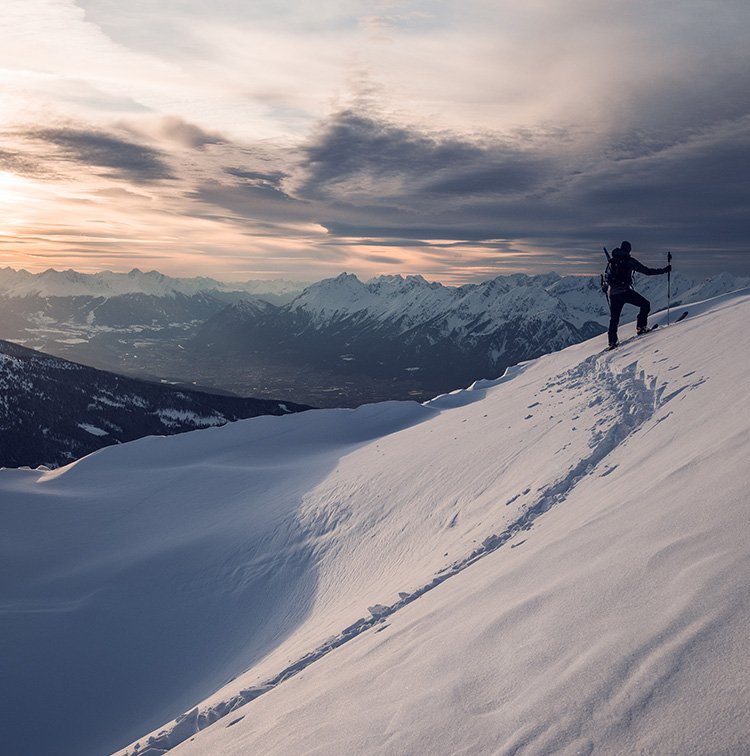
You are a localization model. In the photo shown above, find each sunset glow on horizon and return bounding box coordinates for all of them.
[2,1,749,282]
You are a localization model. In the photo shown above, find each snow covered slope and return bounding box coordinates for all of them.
[1,289,749,756]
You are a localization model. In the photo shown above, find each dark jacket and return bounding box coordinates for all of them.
[608,255,666,295]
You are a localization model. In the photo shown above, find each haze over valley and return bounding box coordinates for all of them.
[2,266,747,407]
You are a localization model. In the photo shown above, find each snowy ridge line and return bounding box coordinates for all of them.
[0,266,308,299]
[121,352,670,756]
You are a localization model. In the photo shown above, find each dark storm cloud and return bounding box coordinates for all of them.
[291,107,750,276]
[300,110,473,187]
[295,108,576,244]
[425,162,548,195]
[187,178,310,226]
[298,110,551,200]
[224,167,289,186]
[194,181,291,205]
[159,116,225,149]
[560,117,750,255]
[33,127,174,182]
[580,122,750,213]
[186,160,303,222]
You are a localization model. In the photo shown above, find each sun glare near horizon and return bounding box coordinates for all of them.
[0,1,748,280]
[0,172,36,213]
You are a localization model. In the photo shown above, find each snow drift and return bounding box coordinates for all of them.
[1,289,748,756]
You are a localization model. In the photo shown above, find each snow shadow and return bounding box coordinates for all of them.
[0,400,435,756]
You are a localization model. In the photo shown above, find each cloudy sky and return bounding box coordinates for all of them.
[1,0,748,283]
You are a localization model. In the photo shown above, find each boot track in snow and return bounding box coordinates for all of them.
[120,343,695,756]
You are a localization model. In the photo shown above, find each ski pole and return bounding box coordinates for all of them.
[667,251,672,325]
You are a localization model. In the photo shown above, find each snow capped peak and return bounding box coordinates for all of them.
[689,271,750,299]
[315,272,366,292]
[368,273,431,287]
[285,268,749,335]
[368,273,406,285]
[288,272,447,323]
[0,266,309,300]
[335,271,360,282]
[288,273,370,315]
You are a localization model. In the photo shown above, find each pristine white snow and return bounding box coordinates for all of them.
[1,289,749,756]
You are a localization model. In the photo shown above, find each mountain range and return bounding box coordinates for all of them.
[0,266,307,301]
[2,288,747,755]
[188,270,748,403]
[1,266,747,406]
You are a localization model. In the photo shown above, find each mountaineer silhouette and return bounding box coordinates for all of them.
[604,241,671,349]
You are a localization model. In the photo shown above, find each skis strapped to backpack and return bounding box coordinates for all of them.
[601,248,611,305]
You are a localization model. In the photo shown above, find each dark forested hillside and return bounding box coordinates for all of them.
[0,339,310,468]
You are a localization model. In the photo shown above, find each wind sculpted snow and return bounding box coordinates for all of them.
[1,289,749,756]
[0,401,435,756]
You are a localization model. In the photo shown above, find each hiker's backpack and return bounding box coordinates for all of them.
[605,249,632,290]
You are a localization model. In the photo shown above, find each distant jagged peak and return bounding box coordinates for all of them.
[0,266,309,300]
[306,271,432,289]
[284,268,749,335]
[293,271,438,307]
[700,270,750,291]
[367,273,434,287]
[288,273,371,315]
[328,272,364,286]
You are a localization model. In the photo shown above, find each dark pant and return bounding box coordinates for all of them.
[608,289,650,345]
